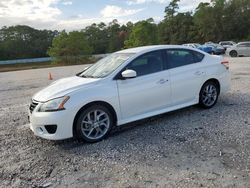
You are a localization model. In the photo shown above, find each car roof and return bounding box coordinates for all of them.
[116,45,201,54]
[238,41,250,44]
[183,43,199,45]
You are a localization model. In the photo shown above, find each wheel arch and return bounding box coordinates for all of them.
[72,101,118,137]
[201,78,221,95]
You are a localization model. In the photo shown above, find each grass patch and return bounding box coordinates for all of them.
[0,58,96,73]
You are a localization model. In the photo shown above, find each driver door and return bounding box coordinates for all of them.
[116,50,171,120]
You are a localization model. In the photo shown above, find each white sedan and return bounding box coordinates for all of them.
[29,45,230,142]
[226,42,250,57]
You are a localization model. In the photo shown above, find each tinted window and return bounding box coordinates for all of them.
[237,44,247,47]
[221,42,232,45]
[166,49,204,69]
[193,51,205,62]
[126,50,164,77]
[245,43,250,47]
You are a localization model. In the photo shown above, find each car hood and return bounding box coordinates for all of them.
[33,76,100,102]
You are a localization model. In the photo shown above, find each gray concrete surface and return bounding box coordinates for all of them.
[0,57,250,188]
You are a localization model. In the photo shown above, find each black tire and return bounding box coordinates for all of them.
[75,104,114,142]
[229,50,237,57]
[199,81,219,109]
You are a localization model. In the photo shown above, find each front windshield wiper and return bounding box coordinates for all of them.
[79,74,98,78]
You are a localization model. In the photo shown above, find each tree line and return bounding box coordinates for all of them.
[0,0,249,62]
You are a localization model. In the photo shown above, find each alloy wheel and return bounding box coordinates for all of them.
[201,84,218,107]
[81,109,110,140]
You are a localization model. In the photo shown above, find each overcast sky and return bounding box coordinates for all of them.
[0,0,210,31]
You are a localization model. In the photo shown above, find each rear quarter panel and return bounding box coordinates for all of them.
[202,55,230,94]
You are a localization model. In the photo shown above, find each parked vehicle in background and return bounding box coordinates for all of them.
[29,45,230,142]
[183,43,197,48]
[183,43,213,54]
[205,42,225,55]
[226,42,250,57]
[219,41,236,50]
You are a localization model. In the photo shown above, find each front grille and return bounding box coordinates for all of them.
[29,100,39,114]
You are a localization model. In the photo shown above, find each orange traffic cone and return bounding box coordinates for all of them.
[48,72,53,80]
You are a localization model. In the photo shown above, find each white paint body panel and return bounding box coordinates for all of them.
[29,45,230,140]
[117,69,171,120]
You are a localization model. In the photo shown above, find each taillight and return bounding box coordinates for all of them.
[221,60,229,70]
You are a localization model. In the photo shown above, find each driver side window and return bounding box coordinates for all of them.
[126,50,164,77]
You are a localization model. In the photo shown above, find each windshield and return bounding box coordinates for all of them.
[79,53,135,78]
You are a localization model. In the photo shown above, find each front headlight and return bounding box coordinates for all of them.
[38,96,70,112]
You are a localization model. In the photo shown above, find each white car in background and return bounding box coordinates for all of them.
[29,45,230,142]
[219,41,236,50]
[226,42,250,57]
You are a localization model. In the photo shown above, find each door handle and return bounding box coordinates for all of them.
[194,71,203,76]
[157,79,168,84]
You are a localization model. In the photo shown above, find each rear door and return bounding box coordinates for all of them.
[236,43,248,56]
[165,49,206,106]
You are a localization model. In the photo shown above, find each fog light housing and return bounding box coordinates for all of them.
[44,125,57,134]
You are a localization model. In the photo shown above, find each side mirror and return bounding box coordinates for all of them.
[121,69,137,79]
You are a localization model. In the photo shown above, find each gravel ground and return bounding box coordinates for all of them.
[0,57,250,188]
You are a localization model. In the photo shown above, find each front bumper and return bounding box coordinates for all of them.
[29,103,75,140]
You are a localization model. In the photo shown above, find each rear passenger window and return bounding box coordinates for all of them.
[245,43,250,47]
[193,51,205,62]
[237,44,247,47]
[166,49,204,69]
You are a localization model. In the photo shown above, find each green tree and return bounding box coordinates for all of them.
[164,0,180,19]
[48,31,93,64]
[159,0,195,44]
[222,0,250,41]
[193,0,250,42]
[107,19,125,52]
[1,0,250,61]
[0,25,58,60]
[83,23,109,54]
[193,1,225,42]
[124,19,158,48]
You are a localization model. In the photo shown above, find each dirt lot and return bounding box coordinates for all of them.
[0,57,250,188]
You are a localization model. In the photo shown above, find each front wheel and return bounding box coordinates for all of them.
[199,81,219,109]
[75,105,114,142]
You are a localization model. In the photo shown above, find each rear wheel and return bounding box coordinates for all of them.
[229,50,237,57]
[199,81,219,109]
[75,105,114,142]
